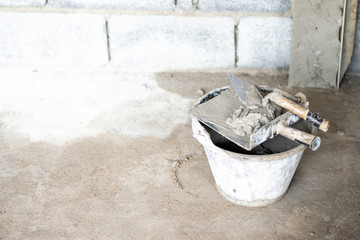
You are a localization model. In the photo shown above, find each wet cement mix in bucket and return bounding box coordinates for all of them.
[226,85,279,137]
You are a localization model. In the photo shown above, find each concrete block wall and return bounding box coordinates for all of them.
[0,0,295,71]
[198,0,291,12]
[47,0,174,10]
[0,0,358,73]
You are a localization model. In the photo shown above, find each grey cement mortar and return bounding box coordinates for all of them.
[226,85,277,137]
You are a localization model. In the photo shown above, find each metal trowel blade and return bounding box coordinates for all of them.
[228,73,252,101]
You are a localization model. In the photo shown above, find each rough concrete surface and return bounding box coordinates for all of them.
[108,16,235,70]
[0,13,108,66]
[288,0,343,88]
[0,70,359,239]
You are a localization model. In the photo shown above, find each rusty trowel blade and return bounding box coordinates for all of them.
[228,73,252,101]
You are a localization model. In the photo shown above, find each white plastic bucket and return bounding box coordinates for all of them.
[192,88,315,207]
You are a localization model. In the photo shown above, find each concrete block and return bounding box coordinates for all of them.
[0,13,108,66]
[199,0,291,12]
[0,0,46,7]
[237,17,292,69]
[108,16,235,70]
[48,0,174,10]
[177,0,193,10]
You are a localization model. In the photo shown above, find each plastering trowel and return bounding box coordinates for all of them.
[229,74,330,132]
[190,74,330,151]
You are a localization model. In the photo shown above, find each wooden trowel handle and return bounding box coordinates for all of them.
[266,92,330,132]
[277,122,321,151]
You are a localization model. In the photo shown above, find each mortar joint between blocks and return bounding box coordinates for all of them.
[105,19,111,62]
[234,22,239,68]
[193,0,199,10]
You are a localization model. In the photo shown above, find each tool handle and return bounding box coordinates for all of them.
[266,92,330,132]
[277,122,321,151]
[258,86,306,103]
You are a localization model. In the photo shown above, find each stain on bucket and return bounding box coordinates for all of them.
[191,89,317,207]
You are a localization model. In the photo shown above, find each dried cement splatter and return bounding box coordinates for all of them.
[226,85,277,136]
[170,153,204,198]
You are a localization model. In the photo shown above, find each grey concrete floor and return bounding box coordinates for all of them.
[0,71,359,239]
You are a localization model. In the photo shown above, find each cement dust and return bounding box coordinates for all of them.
[226,85,278,136]
[0,69,193,144]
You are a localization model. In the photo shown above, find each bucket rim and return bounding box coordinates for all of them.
[193,116,308,160]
